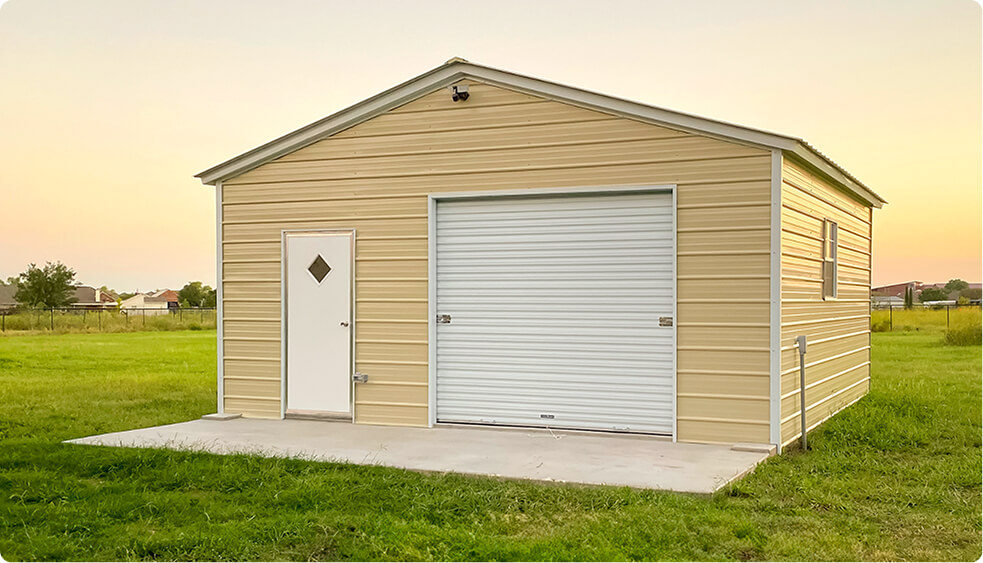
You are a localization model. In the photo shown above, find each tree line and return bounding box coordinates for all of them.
[1,261,216,308]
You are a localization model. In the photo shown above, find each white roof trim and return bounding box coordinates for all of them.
[195,59,885,207]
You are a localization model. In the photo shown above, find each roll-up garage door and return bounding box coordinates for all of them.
[435,190,674,434]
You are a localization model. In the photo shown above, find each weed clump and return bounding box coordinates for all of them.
[942,324,982,346]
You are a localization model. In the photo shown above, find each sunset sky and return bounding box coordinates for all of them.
[0,0,979,291]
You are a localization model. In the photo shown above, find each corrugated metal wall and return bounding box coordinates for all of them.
[219,79,773,444]
[779,158,873,446]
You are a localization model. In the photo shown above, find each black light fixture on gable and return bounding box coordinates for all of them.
[451,84,469,102]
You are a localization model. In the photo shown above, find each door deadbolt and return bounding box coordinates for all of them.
[339,321,349,327]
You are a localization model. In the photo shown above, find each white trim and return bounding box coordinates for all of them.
[769,150,782,450]
[427,195,437,427]
[194,60,885,208]
[671,184,678,442]
[280,228,356,420]
[426,183,677,440]
[279,230,287,419]
[215,181,224,414]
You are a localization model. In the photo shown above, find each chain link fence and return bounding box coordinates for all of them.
[0,307,216,333]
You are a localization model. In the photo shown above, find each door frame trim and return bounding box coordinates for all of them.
[280,228,356,420]
[427,184,677,438]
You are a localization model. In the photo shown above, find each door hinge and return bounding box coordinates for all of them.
[659,316,673,327]
[435,314,451,324]
[352,372,368,383]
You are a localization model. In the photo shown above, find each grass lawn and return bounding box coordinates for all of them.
[0,330,979,561]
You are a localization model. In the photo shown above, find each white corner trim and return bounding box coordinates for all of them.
[769,150,783,451]
[215,181,224,414]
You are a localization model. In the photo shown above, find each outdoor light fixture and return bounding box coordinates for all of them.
[451,84,469,102]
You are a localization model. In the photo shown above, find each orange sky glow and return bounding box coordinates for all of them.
[0,0,979,291]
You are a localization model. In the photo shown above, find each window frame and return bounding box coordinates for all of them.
[822,219,838,300]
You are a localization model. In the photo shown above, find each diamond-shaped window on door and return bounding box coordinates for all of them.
[308,254,332,284]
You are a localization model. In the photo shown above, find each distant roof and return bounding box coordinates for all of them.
[0,285,16,306]
[196,58,886,208]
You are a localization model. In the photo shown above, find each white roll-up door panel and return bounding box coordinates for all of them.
[435,191,674,434]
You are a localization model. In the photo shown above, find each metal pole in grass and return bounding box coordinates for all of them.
[795,335,808,451]
[143,308,146,326]
[50,308,54,331]
[99,309,102,330]
[946,305,950,329]
[889,304,893,331]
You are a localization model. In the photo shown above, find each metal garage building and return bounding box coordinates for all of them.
[196,58,885,452]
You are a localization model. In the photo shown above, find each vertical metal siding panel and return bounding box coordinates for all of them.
[435,192,675,434]
[780,158,873,447]
[218,80,773,439]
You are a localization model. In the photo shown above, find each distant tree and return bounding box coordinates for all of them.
[0,276,18,287]
[14,262,77,308]
[118,292,136,300]
[202,287,217,308]
[918,287,949,302]
[178,281,214,307]
[960,288,982,301]
[944,279,970,294]
[904,286,914,310]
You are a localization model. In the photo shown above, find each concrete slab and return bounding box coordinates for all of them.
[67,419,771,493]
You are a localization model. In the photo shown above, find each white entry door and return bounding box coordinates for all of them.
[285,231,353,415]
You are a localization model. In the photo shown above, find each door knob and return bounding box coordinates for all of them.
[339,321,349,327]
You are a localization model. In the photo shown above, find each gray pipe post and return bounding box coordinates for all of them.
[796,335,808,451]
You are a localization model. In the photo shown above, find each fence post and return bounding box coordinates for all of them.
[83,308,86,326]
[889,304,893,331]
[50,308,54,331]
[946,305,950,329]
[143,308,146,326]
[180,308,183,321]
[2,312,4,332]
[99,309,102,330]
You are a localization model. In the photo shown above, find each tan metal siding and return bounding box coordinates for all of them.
[780,158,873,446]
[220,80,772,443]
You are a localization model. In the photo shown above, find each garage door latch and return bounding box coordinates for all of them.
[659,316,673,327]
[436,314,452,324]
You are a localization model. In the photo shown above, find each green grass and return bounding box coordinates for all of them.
[0,330,979,561]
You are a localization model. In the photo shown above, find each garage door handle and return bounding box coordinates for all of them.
[436,314,451,324]
[339,321,349,327]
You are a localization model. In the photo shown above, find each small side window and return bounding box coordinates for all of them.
[822,219,838,299]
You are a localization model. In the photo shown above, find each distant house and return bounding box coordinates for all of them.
[148,289,180,309]
[871,295,903,308]
[872,281,982,301]
[0,285,16,312]
[120,289,180,316]
[871,281,921,298]
[71,285,117,309]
